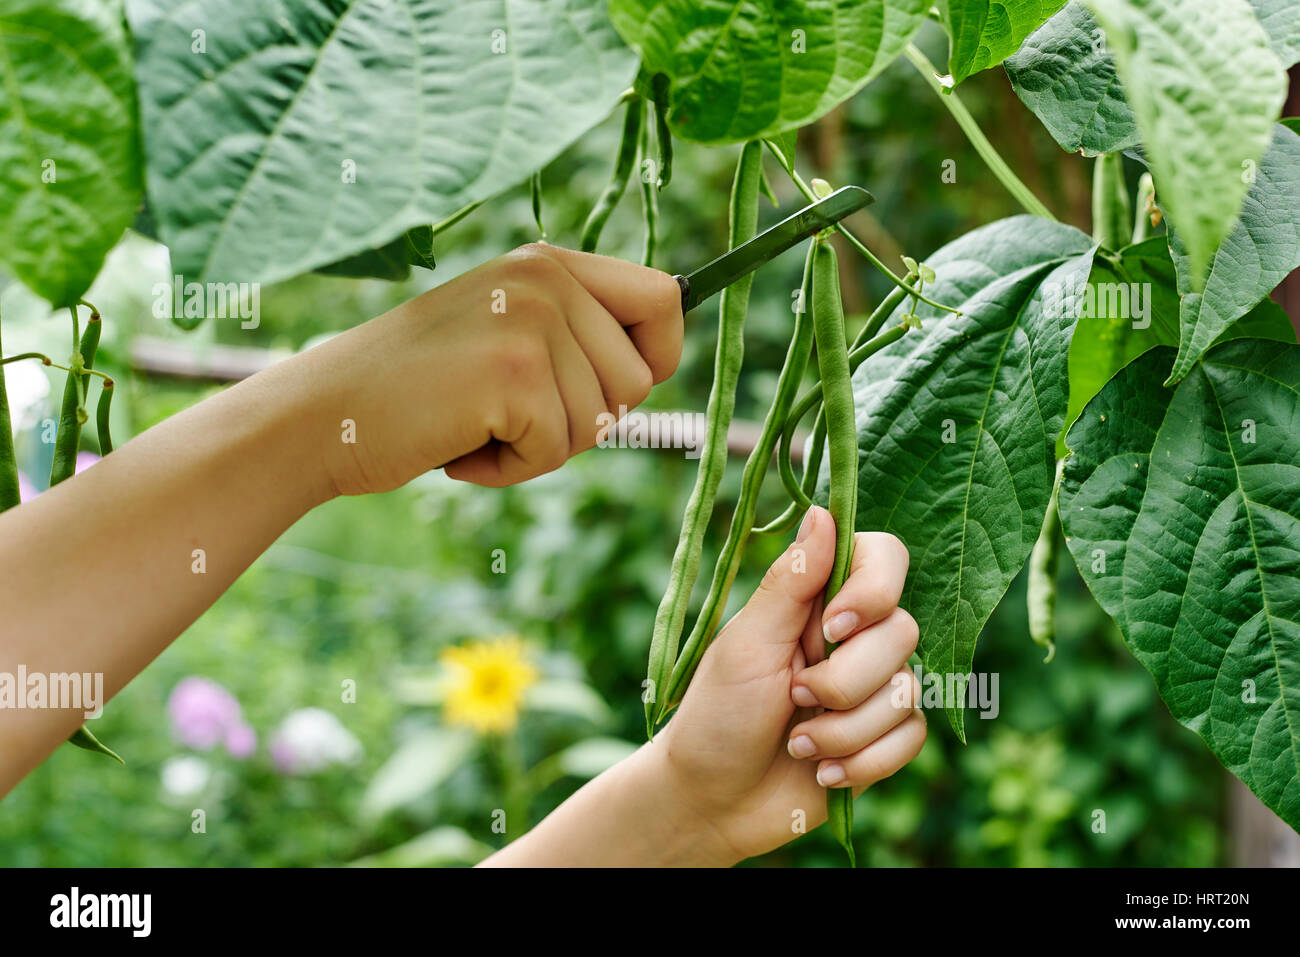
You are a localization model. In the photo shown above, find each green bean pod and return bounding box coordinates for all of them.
[530,169,546,239]
[580,97,645,253]
[852,281,912,350]
[638,121,658,267]
[662,242,818,715]
[643,141,763,737]
[650,73,673,190]
[1027,458,1064,663]
[810,239,859,867]
[0,304,21,513]
[1132,171,1156,244]
[96,379,115,455]
[1092,152,1131,252]
[49,311,100,488]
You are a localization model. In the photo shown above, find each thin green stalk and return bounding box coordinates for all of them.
[902,44,1055,222]
[768,148,962,316]
[0,302,21,513]
[639,120,658,267]
[530,170,547,240]
[430,200,483,237]
[50,311,101,487]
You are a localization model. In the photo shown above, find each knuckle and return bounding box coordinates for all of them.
[889,608,920,657]
[627,362,654,406]
[814,668,854,711]
[496,332,550,386]
[505,243,567,285]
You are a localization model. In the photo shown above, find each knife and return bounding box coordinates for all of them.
[673,185,874,314]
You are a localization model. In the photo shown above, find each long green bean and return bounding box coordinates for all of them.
[1027,458,1064,663]
[530,170,546,240]
[810,238,859,867]
[580,97,645,253]
[650,73,672,190]
[643,141,763,738]
[638,120,658,267]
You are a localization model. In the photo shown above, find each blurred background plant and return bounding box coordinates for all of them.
[0,26,1244,866]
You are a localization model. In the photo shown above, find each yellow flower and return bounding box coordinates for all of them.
[440,636,538,735]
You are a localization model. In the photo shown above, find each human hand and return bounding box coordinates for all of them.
[649,506,926,864]
[307,243,683,494]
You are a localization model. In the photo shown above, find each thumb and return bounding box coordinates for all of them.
[725,505,835,649]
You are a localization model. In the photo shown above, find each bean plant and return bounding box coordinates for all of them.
[1,0,1297,862]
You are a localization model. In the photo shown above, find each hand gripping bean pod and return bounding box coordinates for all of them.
[660,242,818,715]
[643,141,763,737]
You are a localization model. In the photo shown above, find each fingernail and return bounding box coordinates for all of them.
[787,734,816,758]
[817,763,846,787]
[796,507,817,543]
[792,685,818,708]
[823,611,859,644]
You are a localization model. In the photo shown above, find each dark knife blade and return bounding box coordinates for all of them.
[673,185,874,314]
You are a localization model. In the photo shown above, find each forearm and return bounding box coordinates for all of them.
[479,740,739,867]
[0,353,335,793]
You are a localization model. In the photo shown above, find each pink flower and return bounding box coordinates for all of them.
[167,677,253,758]
[17,472,37,503]
[75,451,101,474]
[224,721,257,759]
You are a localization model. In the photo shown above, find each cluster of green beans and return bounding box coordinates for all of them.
[643,141,762,736]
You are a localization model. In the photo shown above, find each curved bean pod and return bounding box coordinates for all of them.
[580,97,645,253]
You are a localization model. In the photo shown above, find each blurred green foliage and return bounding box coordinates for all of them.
[0,27,1226,866]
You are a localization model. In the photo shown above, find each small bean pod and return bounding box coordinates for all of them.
[580,97,645,253]
[49,309,101,488]
[1027,458,1064,663]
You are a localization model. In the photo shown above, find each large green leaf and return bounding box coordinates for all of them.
[127,0,637,286]
[1004,2,1137,156]
[939,0,1066,85]
[1249,0,1300,68]
[0,0,141,307]
[1083,0,1286,291]
[1064,237,1296,453]
[608,0,927,144]
[1060,341,1300,830]
[839,216,1095,739]
[1165,124,1300,386]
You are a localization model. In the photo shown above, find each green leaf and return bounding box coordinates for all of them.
[608,0,927,143]
[348,826,493,867]
[553,737,638,778]
[1164,124,1300,385]
[1248,0,1300,67]
[1060,340,1300,831]
[1064,236,1296,455]
[127,0,638,286]
[840,215,1095,739]
[66,726,125,765]
[1283,118,1300,136]
[1005,2,1138,156]
[1062,238,1180,454]
[1083,0,1286,290]
[315,226,436,281]
[522,679,612,724]
[939,0,1067,85]
[0,0,142,307]
[360,727,474,822]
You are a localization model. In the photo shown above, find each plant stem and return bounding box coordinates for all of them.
[430,200,482,237]
[0,302,20,513]
[902,44,1056,221]
[769,149,962,316]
